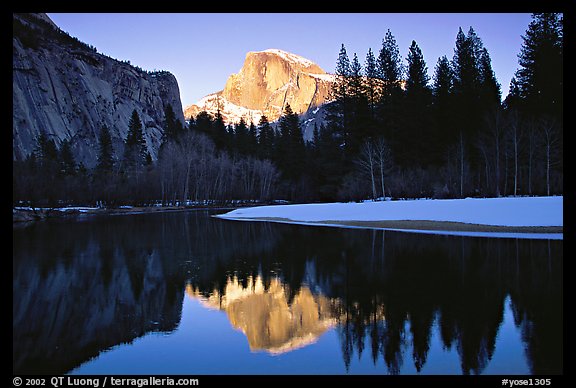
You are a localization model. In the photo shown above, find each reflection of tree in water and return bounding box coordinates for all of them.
[13,211,562,374]
[332,233,560,375]
[187,221,561,375]
[508,239,563,375]
[339,233,560,375]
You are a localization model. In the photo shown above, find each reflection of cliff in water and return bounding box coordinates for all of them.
[13,216,185,374]
[13,210,281,374]
[187,276,339,354]
[13,210,562,375]
[187,223,562,375]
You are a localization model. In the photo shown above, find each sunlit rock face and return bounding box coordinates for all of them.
[187,276,337,354]
[12,13,184,166]
[221,49,332,116]
[184,49,334,139]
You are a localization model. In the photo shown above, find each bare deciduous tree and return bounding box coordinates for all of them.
[374,137,392,198]
[356,141,377,199]
[539,118,561,196]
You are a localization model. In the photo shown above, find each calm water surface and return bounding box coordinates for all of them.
[13,210,562,375]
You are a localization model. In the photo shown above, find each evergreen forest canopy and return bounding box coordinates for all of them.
[13,13,563,207]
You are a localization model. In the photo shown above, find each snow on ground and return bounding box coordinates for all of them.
[217,196,563,227]
[14,206,99,213]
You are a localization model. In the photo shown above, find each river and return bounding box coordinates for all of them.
[13,209,562,375]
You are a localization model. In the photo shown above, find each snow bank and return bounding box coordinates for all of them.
[217,196,563,227]
[14,206,99,213]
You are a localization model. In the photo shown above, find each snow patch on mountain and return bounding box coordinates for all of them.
[185,94,264,125]
[307,73,336,82]
[260,49,320,71]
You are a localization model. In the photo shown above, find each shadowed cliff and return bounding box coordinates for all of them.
[13,13,184,166]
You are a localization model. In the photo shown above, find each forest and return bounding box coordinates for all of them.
[12,13,563,207]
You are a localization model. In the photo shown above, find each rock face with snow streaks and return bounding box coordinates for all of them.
[184,49,334,138]
[13,13,185,166]
[187,276,337,354]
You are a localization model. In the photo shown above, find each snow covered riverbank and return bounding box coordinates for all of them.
[215,196,563,239]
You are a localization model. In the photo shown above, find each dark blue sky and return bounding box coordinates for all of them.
[48,13,533,108]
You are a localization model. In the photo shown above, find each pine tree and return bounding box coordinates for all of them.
[312,122,321,150]
[378,29,404,89]
[466,27,484,69]
[247,122,258,156]
[376,29,404,146]
[257,115,275,160]
[145,151,152,166]
[162,104,183,143]
[277,104,305,181]
[96,124,114,173]
[234,118,249,155]
[433,56,453,104]
[330,43,352,122]
[123,109,147,171]
[406,41,430,94]
[327,44,352,148]
[451,26,491,174]
[506,13,564,197]
[364,48,380,118]
[59,139,76,175]
[514,13,563,121]
[334,44,351,97]
[503,76,521,110]
[35,131,59,165]
[478,47,501,111]
[432,56,456,164]
[349,53,364,100]
[212,110,228,150]
[32,131,60,205]
[310,122,344,200]
[348,52,370,152]
[187,115,196,132]
[194,111,213,134]
[452,27,479,103]
[402,40,432,167]
[226,124,235,146]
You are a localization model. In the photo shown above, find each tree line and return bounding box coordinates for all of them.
[13,105,282,207]
[13,13,562,207]
[317,13,562,200]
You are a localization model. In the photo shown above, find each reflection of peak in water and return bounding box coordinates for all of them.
[186,276,338,354]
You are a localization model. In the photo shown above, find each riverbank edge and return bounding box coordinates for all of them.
[215,216,563,234]
[12,205,231,223]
